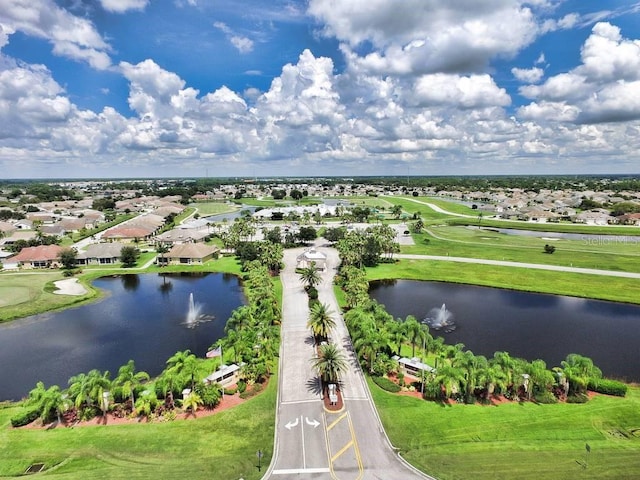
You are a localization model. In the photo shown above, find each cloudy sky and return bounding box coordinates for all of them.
[0,0,639,179]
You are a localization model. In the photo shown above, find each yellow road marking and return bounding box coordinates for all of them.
[346,412,364,479]
[330,440,354,462]
[326,412,348,431]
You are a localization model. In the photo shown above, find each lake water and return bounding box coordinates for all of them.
[0,273,244,401]
[369,280,640,382]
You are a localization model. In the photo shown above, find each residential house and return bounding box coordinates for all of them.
[102,226,153,243]
[155,228,208,245]
[0,230,37,247]
[161,243,219,265]
[76,242,126,265]
[7,245,64,269]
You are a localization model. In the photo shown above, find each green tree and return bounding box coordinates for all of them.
[391,204,403,219]
[182,391,203,416]
[120,245,139,268]
[312,343,348,385]
[299,264,322,290]
[113,360,150,407]
[134,389,159,419]
[58,248,77,270]
[561,353,602,395]
[307,302,337,344]
[27,382,68,424]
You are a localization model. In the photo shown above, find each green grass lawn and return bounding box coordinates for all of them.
[402,227,640,273]
[188,201,239,217]
[0,272,97,322]
[0,375,277,479]
[369,378,640,480]
[367,259,640,304]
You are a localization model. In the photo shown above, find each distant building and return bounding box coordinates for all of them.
[296,247,327,271]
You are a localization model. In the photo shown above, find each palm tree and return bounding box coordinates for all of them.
[434,364,466,399]
[404,315,430,358]
[166,349,199,391]
[113,360,150,408]
[27,382,68,424]
[560,353,602,395]
[156,243,170,267]
[492,351,517,392]
[134,389,159,419]
[312,343,348,385]
[299,264,321,290]
[477,363,508,399]
[307,302,336,344]
[182,391,203,416]
[68,372,91,413]
[389,319,408,355]
[87,369,112,417]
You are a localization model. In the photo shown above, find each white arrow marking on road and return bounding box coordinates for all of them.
[285,417,299,430]
[305,417,320,428]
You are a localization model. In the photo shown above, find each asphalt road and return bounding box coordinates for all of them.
[264,243,431,480]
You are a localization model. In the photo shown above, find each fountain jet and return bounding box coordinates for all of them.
[424,303,455,332]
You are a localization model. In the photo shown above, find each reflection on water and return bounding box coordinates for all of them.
[0,273,244,401]
[369,280,640,382]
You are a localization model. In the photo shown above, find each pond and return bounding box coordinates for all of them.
[369,280,640,382]
[0,273,244,401]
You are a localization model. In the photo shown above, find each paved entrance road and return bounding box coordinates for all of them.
[264,243,431,480]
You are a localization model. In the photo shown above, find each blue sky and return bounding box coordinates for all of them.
[0,0,639,178]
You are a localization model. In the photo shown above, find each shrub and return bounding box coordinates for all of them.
[588,378,628,397]
[237,380,247,394]
[11,408,39,428]
[567,393,589,404]
[224,387,237,396]
[372,376,401,393]
[306,286,318,300]
[534,391,558,404]
[239,383,263,399]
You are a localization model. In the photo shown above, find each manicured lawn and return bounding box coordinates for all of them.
[369,378,640,480]
[0,272,97,322]
[367,259,640,304]
[188,202,239,216]
[0,375,277,479]
[403,227,640,273]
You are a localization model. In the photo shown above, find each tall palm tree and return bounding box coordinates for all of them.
[404,315,430,358]
[68,372,91,413]
[86,369,112,417]
[492,351,516,390]
[113,360,150,407]
[434,364,466,399]
[307,302,337,344]
[312,343,348,385]
[166,349,199,391]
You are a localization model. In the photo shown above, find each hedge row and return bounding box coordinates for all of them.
[11,408,39,428]
[588,378,628,397]
[372,376,401,393]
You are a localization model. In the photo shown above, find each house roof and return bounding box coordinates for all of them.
[156,228,208,243]
[77,242,126,259]
[9,245,63,262]
[102,227,152,239]
[167,243,218,259]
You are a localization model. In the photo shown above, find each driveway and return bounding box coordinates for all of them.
[264,241,432,480]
